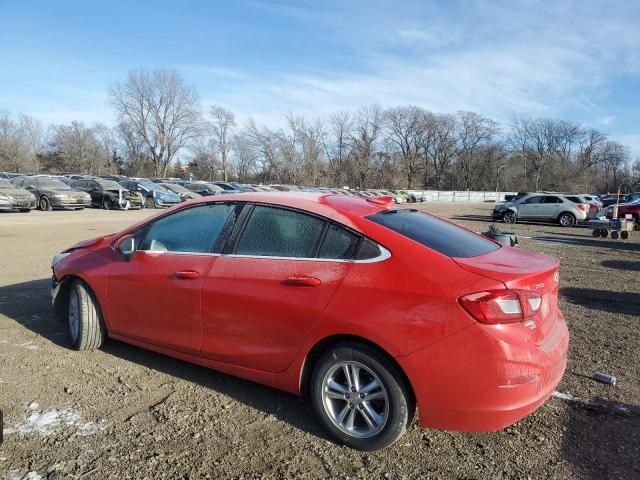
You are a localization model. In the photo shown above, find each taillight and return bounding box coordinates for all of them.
[459,289,543,325]
[577,204,587,211]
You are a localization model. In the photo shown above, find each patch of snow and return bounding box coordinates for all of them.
[5,407,109,436]
[18,341,38,350]
[28,402,39,410]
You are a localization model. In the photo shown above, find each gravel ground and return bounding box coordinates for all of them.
[0,203,639,480]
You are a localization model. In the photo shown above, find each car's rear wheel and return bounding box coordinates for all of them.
[558,212,576,227]
[68,279,106,350]
[102,197,112,210]
[502,211,517,224]
[311,343,414,451]
[39,195,52,211]
[144,197,155,209]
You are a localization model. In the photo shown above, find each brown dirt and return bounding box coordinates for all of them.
[0,203,639,479]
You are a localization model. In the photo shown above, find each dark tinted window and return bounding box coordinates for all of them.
[565,196,584,204]
[235,206,325,258]
[367,210,499,258]
[543,196,561,203]
[357,239,382,260]
[522,196,543,204]
[140,204,234,253]
[318,224,359,259]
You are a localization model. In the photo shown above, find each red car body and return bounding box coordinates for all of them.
[51,193,568,432]
[606,202,640,221]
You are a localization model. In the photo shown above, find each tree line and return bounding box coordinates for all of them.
[1,68,638,193]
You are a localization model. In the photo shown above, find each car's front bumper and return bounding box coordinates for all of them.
[51,198,91,208]
[397,314,569,431]
[155,199,181,208]
[0,199,37,210]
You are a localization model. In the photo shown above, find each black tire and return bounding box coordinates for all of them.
[67,280,106,350]
[39,195,52,211]
[19,209,31,213]
[502,210,517,224]
[558,212,576,227]
[591,229,600,237]
[611,231,619,240]
[601,229,609,238]
[144,197,155,209]
[310,343,415,451]
[621,231,629,240]
[102,197,112,210]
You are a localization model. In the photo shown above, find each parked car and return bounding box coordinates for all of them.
[214,181,252,192]
[600,194,629,208]
[159,182,202,201]
[493,193,588,226]
[100,175,129,182]
[0,178,37,211]
[51,192,568,450]
[72,178,144,210]
[605,198,640,221]
[503,192,529,202]
[182,181,224,197]
[119,178,181,208]
[150,177,182,184]
[12,175,91,210]
[563,195,596,219]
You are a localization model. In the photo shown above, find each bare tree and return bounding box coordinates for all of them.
[384,106,423,188]
[19,114,45,172]
[349,104,382,187]
[429,114,457,190]
[455,111,499,190]
[209,105,235,181]
[109,69,201,176]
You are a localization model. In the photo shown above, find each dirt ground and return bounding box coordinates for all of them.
[0,202,639,480]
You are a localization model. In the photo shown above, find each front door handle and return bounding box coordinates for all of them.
[175,270,200,280]
[283,276,321,287]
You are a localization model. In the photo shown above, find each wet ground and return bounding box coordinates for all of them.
[0,202,638,479]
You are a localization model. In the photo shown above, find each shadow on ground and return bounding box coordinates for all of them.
[560,287,640,316]
[601,259,640,272]
[561,397,640,479]
[533,234,640,253]
[451,214,590,228]
[0,278,329,441]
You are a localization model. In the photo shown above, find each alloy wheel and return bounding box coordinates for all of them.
[321,361,389,438]
[68,289,80,343]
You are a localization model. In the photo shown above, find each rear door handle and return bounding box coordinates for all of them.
[174,270,200,280]
[283,276,321,287]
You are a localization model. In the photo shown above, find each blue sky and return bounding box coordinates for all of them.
[1,0,639,156]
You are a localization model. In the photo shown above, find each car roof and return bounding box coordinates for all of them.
[121,192,393,235]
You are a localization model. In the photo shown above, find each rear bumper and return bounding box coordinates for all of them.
[397,316,569,431]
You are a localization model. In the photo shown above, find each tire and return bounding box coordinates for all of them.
[591,229,600,237]
[502,211,517,224]
[558,212,576,227]
[67,280,106,350]
[39,195,52,211]
[102,197,112,210]
[144,197,155,209]
[621,231,629,240]
[19,209,31,213]
[611,231,619,240]
[310,343,415,451]
[601,230,608,238]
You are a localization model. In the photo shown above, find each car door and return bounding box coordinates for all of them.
[539,195,562,219]
[85,180,102,205]
[517,195,543,218]
[201,204,357,373]
[107,203,238,353]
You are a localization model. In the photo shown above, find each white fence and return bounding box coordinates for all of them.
[407,190,517,203]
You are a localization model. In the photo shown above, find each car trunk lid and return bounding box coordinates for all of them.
[453,247,560,345]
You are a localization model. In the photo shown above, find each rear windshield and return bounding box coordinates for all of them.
[367,209,500,258]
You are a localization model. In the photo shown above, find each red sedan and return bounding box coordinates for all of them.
[50,193,568,450]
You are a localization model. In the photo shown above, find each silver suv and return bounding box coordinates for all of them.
[493,193,588,226]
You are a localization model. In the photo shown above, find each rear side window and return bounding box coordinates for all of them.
[318,224,359,259]
[235,206,325,258]
[522,196,542,204]
[139,204,235,253]
[367,210,499,258]
[565,196,583,204]
[543,196,562,203]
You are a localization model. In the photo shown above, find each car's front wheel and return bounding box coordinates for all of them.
[68,279,106,350]
[311,343,414,451]
[39,195,52,211]
[144,197,155,209]
[102,197,112,210]
[502,210,517,224]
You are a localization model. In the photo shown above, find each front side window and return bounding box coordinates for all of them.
[522,196,542,204]
[139,204,235,253]
[235,206,325,258]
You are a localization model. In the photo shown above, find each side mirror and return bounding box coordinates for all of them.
[115,235,136,258]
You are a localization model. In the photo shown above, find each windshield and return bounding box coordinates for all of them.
[137,179,169,193]
[367,209,500,258]
[96,179,122,190]
[0,179,13,187]
[162,183,189,193]
[37,177,69,189]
